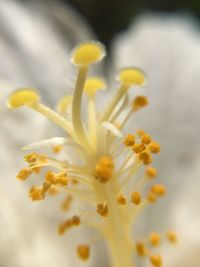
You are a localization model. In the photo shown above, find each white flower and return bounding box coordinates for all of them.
[113,13,200,266]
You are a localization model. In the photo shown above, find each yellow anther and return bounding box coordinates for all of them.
[42,181,51,194]
[124,134,135,147]
[24,152,46,164]
[17,168,32,181]
[97,203,108,217]
[132,96,148,111]
[58,215,80,235]
[151,184,166,197]
[84,77,106,95]
[55,171,68,186]
[146,167,157,178]
[117,194,127,205]
[71,215,81,226]
[147,192,157,203]
[95,157,114,183]
[132,143,145,153]
[58,220,72,235]
[131,192,141,205]
[137,129,146,137]
[95,165,112,183]
[71,41,105,66]
[29,186,44,201]
[139,150,152,165]
[149,254,162,267]
[150,232,161,246]
[52,145,63,154]
[31,166,42,174]
[148,141,161,154]
[118,67,145,86]
[167,230,177,243]
[135,242,147,257]
[7,88,39,109]
[98,156,114,169]
[77,244,90,261]
[45,171,56,184]
[141,134,152,145]
[61,195,73,211]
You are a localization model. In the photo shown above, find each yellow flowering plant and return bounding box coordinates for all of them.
[8,41,176,267]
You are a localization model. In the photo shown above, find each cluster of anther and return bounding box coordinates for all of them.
[136,231,177,267]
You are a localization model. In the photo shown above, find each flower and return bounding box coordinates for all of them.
[8,41,176,267]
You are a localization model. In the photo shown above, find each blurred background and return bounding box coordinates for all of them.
[65,0,200,46]
[0,0,200,267]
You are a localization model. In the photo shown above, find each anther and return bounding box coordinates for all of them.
[149,254,162,267]
[77,244,90,261]
[117,194,127,205]
[131,192,141,205]
[167,230,177,243]
[132,96,148,111]
[17,168,32,181]
[135,242,147,257]
[148,141,161,154]
[96,203,108,217]
[150,232,160,246]
[124,134,135,147]
[146,167,157,178]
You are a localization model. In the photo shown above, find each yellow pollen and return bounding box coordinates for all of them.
[71,42,105,66]
[118,67,145,86]
[7,88,39,109]
[77,244,90,261]
[132,96,148,111]
[141,134,152,145]
[55,171,68,186]
[95,156,114,183]
[132,143,145,153]
[149,254,162,267]
[117,194,127,205]
[167,231,177,243]
[29,186,45,201]
[17,168,32,181]
[52,145,63,154]
[139,150,152,165]
[24,152,46,164]
[148,141,161,154]
[45,171,56,184]
[150,232,161,246]
[124,134,135,147]
[58,215,80,235]
[84,77,106,95]
[42,181,51,194]
[146,167,157,178]
[131,192,141,205]
[151,184,166,197]
[135,242,147,257]
[97,203,108,217]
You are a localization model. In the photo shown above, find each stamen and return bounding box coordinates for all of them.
[76,244,90,261]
